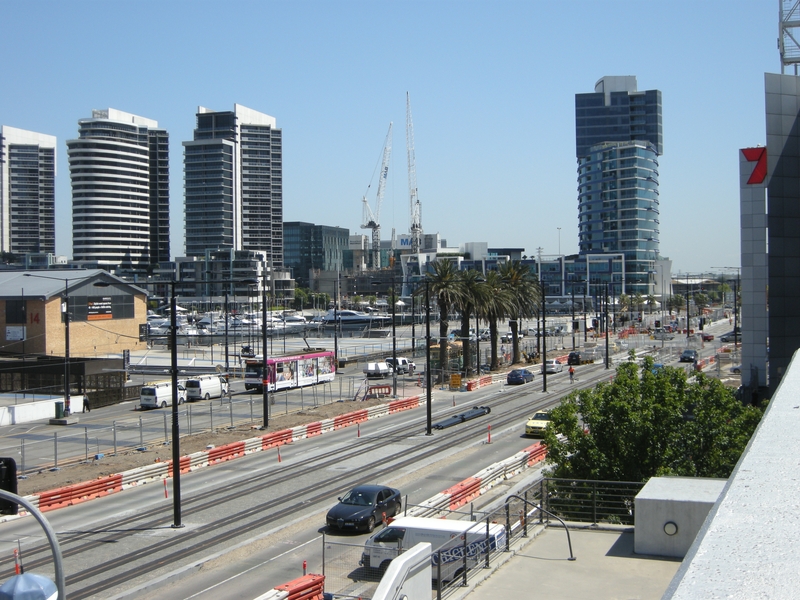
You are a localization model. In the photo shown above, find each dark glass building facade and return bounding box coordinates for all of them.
[283,221,349,288]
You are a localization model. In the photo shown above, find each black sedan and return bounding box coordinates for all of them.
[506,369,535,385]
[326,485,401,532]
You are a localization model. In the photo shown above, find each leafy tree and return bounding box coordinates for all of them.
[456,269,488,376]
[426,260,465,383]
[668,294,685,316]
[294,288,309,310]
[694,292,710,313]
[481,270,514,371]
[498,260,541,364]
[646,294,657,314]
[543,354,764,482]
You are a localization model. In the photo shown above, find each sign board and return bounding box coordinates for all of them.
[450,373,462,390]
[5,326,25,341]
[87,296,113,321]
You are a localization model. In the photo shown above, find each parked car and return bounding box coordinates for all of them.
[525,411,551,437]
[702,333,715,341]
[384,357,415,374]
[731,364,742,374]
[542,359,564,374]
[567,351,582,365]
[720,332,741,343]
[506,369,535,385]
[653,328,675,341]
[679,349,698,363]
[325,484,401,532]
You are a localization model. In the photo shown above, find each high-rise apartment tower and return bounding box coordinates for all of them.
[0,126,57,256]
[575,76,663,295]
[183,104,283,268]
[67,109,169,270]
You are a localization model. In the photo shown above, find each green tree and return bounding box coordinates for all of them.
[498,260,541,364]
[482,270,514,371]
[294,288,309,310]
[456,269,488,376]
[668,294,685,316]
[426,260,465,383]
[646,294,657,314]
[543,354,764,482]
[694,292,710,314]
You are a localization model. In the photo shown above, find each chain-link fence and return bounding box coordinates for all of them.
[1,382,350,475]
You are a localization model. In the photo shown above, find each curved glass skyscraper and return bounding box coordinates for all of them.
[68,109,169,271]
[575,76,663,296]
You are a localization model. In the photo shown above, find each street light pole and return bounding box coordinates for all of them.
[63,279,70,415]
[391,273,397,397]
[541,274,547,393]
[24,274,72,415]
[605,282,610,369]
[168,281,183,528]
[224,287,229,373]
[262,278,269,429]
[425,280,432,435]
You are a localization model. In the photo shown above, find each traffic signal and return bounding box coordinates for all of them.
[0,457,18,515]
[592,318,598,329]
[655,320,661,328]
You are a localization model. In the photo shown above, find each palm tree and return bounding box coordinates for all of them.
[426,260,465,383]
[633,292,644,322]
[482,270,514,371]
[617,293,630,325]
[456,269,488,376]
[646,294,657,315]
[498,260,541,364]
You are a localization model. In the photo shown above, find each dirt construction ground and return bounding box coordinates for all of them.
[17,397,392,496]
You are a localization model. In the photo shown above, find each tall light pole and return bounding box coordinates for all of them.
[373,276,398,397]
[541,274,547,393]
[262,279,269,428]
[24,273,72,416]
[425,279,432,435]
[557,227,561,257]
[605,282,610,369]
[102,276,184,528]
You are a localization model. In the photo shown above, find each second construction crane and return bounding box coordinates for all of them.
[361,122,392,269]
[406,93,423,253]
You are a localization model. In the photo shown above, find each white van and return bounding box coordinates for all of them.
[364,362,392,378]
[140,380,186,410]
[185,374,229,401]
[361,516,506,581]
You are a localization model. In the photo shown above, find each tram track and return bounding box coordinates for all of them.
[0,365,614,598]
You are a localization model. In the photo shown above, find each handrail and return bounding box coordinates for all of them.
[504,493,576,561]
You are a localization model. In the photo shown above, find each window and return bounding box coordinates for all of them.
[6,300,25,324]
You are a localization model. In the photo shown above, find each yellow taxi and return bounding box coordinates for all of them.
[525,411,551,437]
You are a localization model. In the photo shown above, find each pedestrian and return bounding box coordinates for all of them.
[82,396,91,413]
[569,365,575,383]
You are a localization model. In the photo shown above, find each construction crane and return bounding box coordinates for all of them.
[361,123,392,269]
[406,93,423,253]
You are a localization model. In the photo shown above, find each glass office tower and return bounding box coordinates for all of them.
[575,77,663,296]
[184,104,283,268]
[0,126,57,256]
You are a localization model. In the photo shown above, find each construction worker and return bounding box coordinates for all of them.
[569,365,575,384]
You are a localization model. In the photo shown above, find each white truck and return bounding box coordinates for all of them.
[384,357,415,374]
[360,516,506,582]
[140,380,186,409]
[185,374,229,401]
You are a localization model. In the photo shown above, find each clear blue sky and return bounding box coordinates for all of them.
[0,1,777,274]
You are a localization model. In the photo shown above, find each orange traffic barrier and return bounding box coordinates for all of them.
[388,396,420,413]
[207,441,246,465]
[306,421,322,437]
[523,442,547,466]
[333,409,368,429]
[367,385,391,398]
[261,428,293,450]
[38,474,123,512]
[444,477,482,510]
[274,573,325,600]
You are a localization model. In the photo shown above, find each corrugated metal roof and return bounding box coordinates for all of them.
[0,270,147,300]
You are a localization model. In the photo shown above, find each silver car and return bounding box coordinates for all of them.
[542,359,564,374]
